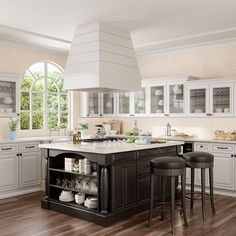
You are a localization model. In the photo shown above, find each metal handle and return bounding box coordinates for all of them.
[216,146,228,150]
[1,147,12,150]
[25,146,35,149]
[130,114,134,117]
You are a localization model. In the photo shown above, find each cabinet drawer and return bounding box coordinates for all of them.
[137,149,157,161]
[19,142,40,153]
[194,143,210,151]
[159,146,176,156]
[0,144,18,154]
[211,143,234,154]
[112,152,136,163]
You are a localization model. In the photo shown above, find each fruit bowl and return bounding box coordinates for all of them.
[138,135,152,143]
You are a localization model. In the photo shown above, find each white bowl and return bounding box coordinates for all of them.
[155,90,163,96]
[215,108,223,113]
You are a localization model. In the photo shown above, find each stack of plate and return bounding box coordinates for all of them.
[84,197,98,209]
[59,190,74,202]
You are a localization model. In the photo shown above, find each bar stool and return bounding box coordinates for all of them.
[147,156,188,234]
[182,151,216,220]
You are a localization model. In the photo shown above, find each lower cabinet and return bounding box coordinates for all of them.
[111,162,137,211]
[19,152,41,188]
[0,154,18,192]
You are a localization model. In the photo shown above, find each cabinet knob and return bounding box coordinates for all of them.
[100,114,103,117]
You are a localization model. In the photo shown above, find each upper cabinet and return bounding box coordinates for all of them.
[147,77,189,117]
[187,81,234,117]
[80,77,236,118]
[80,92,116,117]
[0,73,20,117]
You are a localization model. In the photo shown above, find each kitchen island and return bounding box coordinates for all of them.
[39,141,184,226]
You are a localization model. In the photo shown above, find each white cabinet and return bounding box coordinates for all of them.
[117,92,131,117]
[0,73,20,117]
[194,142,235,191]
[147,78,188,117]
[19,142,41,188]
[133,88,146,116]
[0,142,41,197]
[19,152,41,188]
[0,154,18,192]
[187,82,234,117]
[80,92,116,117]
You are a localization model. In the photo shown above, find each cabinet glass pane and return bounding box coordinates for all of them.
[150,86,164,114]
[213,87,230,114]
[0,80,16,114]
[134,89,145,114]
[118,92,130,114]
[189,88,206,113]
[169,84,184,113]
[103,93,114,114]
[88,93,99,115]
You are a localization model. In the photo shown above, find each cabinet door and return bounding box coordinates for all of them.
[117,92,131,117]
[0,154,18,192]
[124,162,137,206]
[133,88,146,116]
[167,82,186,116]
[211,153,234,190]
[137,176,150,202]
[19,152,41,188]
[87,92,101,117]
[210,83,234,117]
[187,84,210,117]
[0,73,20,118]
[100,93,116,117]
[111,164,125,211]
[148,83,166,117]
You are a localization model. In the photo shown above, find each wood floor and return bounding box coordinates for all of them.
[0,192,236,236]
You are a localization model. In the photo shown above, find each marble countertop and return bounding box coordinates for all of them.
[0,136,70,144]
[39,140,184,155]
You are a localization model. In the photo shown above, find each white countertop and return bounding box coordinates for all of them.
[0,136,70,144]
[39,140,184,154]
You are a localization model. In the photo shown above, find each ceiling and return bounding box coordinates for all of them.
[1,0,236,53]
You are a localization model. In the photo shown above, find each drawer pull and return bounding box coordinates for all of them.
[1,147,12,150]
[25,146,35,149]
[216,147,228,150]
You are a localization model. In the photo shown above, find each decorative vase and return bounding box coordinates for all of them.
[9,131,16,140]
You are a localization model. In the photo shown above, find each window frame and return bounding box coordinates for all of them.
[20,61,71,130]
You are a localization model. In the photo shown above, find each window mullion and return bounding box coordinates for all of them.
[44,62,48,130]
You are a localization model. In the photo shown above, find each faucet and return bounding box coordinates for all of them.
[166,123,171,136]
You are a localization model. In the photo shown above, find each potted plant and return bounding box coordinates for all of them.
[8,118,19,140]
[78,121,89,138]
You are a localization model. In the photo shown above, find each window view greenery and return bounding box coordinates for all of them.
[20,61,69,130]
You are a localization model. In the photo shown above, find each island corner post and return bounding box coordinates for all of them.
[40,142,183,226]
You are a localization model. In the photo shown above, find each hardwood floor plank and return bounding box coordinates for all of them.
[0,192,236,236]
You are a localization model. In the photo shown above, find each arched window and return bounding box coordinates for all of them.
[20,61,70,130]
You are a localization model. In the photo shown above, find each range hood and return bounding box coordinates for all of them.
[63,22,141,92]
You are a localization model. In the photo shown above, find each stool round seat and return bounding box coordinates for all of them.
[182,151,214,163]
[151,156,186,169]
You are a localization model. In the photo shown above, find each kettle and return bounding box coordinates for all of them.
[93,125,106,139]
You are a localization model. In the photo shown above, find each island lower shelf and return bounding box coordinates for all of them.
[41,142,182,226]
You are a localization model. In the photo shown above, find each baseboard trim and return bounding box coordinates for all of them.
[0,187,42,199]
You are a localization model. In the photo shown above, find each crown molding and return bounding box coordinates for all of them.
[135,27,236,56]
[0,24,71,55]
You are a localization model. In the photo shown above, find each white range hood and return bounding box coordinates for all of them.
[63,22,141,92]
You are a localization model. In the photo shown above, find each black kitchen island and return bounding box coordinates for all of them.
[39,140,183,226]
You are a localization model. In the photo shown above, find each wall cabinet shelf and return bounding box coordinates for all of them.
[0,73,20,117]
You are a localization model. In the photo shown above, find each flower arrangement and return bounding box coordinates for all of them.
[9,118,19,132]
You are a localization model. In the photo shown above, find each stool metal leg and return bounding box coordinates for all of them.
[181,171,188,226]
[147,173,155,227]
[209,167,216,214]
[190,168,195,209]
[171,176,176,234]
[201,168,206,220]
[161,176,165,220]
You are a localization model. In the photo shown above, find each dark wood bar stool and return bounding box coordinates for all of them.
[147,156,188,234]
[182,151,216,220]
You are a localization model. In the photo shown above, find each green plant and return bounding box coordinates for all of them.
[9,118,19,132]
[79,122,88,131]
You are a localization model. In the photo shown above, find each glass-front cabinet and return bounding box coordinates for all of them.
[133,88,146,116]
[210,83,233,117]
[101,93,116,117]
[167,83,185,116]
[149,83,166,116]
[0,73,20,117]
[117,92,131,116]
[187,84,209,116]
[87,92,100,117]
